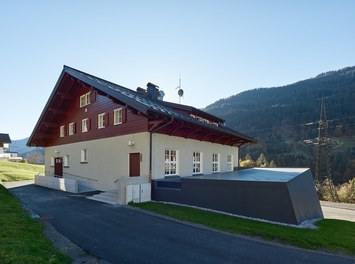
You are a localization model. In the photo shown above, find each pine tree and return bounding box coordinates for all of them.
[256,153,268,167]
[269,160,276,167]
[245,153,253,161]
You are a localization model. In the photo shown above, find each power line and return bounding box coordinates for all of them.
[239,114,355,134]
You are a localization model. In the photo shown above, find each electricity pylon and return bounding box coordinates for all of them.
[314,98,338,202]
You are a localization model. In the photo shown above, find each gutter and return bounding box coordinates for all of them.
[149,117,174,182]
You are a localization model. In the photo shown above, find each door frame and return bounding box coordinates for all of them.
[54,157,63,178]
[129,152,140,177]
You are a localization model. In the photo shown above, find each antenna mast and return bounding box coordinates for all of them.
[176,74,184,104]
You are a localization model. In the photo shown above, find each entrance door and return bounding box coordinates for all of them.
[54,157,63,177]
[129,153,140,177]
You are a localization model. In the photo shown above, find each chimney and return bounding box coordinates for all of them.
[146,82,159,100]
[136,87,147,95]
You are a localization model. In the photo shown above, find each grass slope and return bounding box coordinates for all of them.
[0,185,70,263]
[0,160,44,181]
[132,202,355,257]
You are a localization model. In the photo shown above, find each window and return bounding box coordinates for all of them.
[82,118,89,132]
[81,149,88,163]
[68,123,75,135]
[227,155,233,171]
[212,153,219,172]
[63,155,69,167]
[193,152,202,174]
[113,108,122,125]
[50,156,55,167]
[165,150,177,175]
[60,125,65,137]
[98,113,105,129]
[80,92,91,107]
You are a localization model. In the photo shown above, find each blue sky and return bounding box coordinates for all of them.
[1,1,355,140]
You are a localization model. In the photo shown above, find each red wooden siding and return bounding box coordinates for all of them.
[41,82,149,147]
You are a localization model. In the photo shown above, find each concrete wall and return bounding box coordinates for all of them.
[35,175,78,193]
[287,170,324,223]
[152,133,238,179]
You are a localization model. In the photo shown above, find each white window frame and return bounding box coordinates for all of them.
[63,155,69,167]
[212,153,220,173]
[227,155,233,171]
[98,113,105,129]
[82,118,88,133]
[68,122,75,136]
[113,108,122,125]
[60,125,65,138]
[80,92,91,108]
[165,149,177,176]
[50,156,55,167]
[193,152,202,174]
[81,149,88,163]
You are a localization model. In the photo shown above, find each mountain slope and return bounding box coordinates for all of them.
[205,66,355,184]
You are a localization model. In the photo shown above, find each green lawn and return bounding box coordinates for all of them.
[0,160,44,181]
[131,202,355,257]
[0,185,71,264]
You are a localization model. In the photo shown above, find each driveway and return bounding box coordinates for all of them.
[5,184,355,264]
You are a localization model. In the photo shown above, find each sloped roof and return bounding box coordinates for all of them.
[0,133,11,143]
[28,66,256,146]
[63,66,256,142]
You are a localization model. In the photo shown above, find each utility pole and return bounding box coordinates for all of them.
[314,98,338,202]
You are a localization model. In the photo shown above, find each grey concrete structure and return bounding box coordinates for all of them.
[152,168,324,225]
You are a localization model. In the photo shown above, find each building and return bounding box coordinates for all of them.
[28,66,324,224]
[0,133,11,155]
[27,66,256,202]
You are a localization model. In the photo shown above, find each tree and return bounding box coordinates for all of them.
[240,159,255,167]
[269,160,277,167]
[256,153,268,167]
[245,153,253,161]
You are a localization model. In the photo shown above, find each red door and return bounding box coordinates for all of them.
[54,157,63,178]
[129,153,140,177]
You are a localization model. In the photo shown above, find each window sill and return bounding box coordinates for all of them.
[80,162,88,164]
[192,173,204,176]
[64,166,70,168]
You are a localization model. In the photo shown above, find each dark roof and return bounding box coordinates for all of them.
[28,66,256,146]
[63,66,256,143]
[0,133,11,143]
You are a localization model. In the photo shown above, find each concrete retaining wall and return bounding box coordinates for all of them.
[35,175,78,193]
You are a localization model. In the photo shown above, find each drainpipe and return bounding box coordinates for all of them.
[149,117,174,182]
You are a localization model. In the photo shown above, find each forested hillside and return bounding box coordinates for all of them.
[205,66,355,184]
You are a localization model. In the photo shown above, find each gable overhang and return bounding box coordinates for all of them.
[27,67,151,147]
[147,111,256,147]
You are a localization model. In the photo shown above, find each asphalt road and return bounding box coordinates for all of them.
[7,184,355,264]
[321,201,355,222]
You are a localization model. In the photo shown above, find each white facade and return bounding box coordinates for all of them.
[152,133,238,178]
[45,132,239,191]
